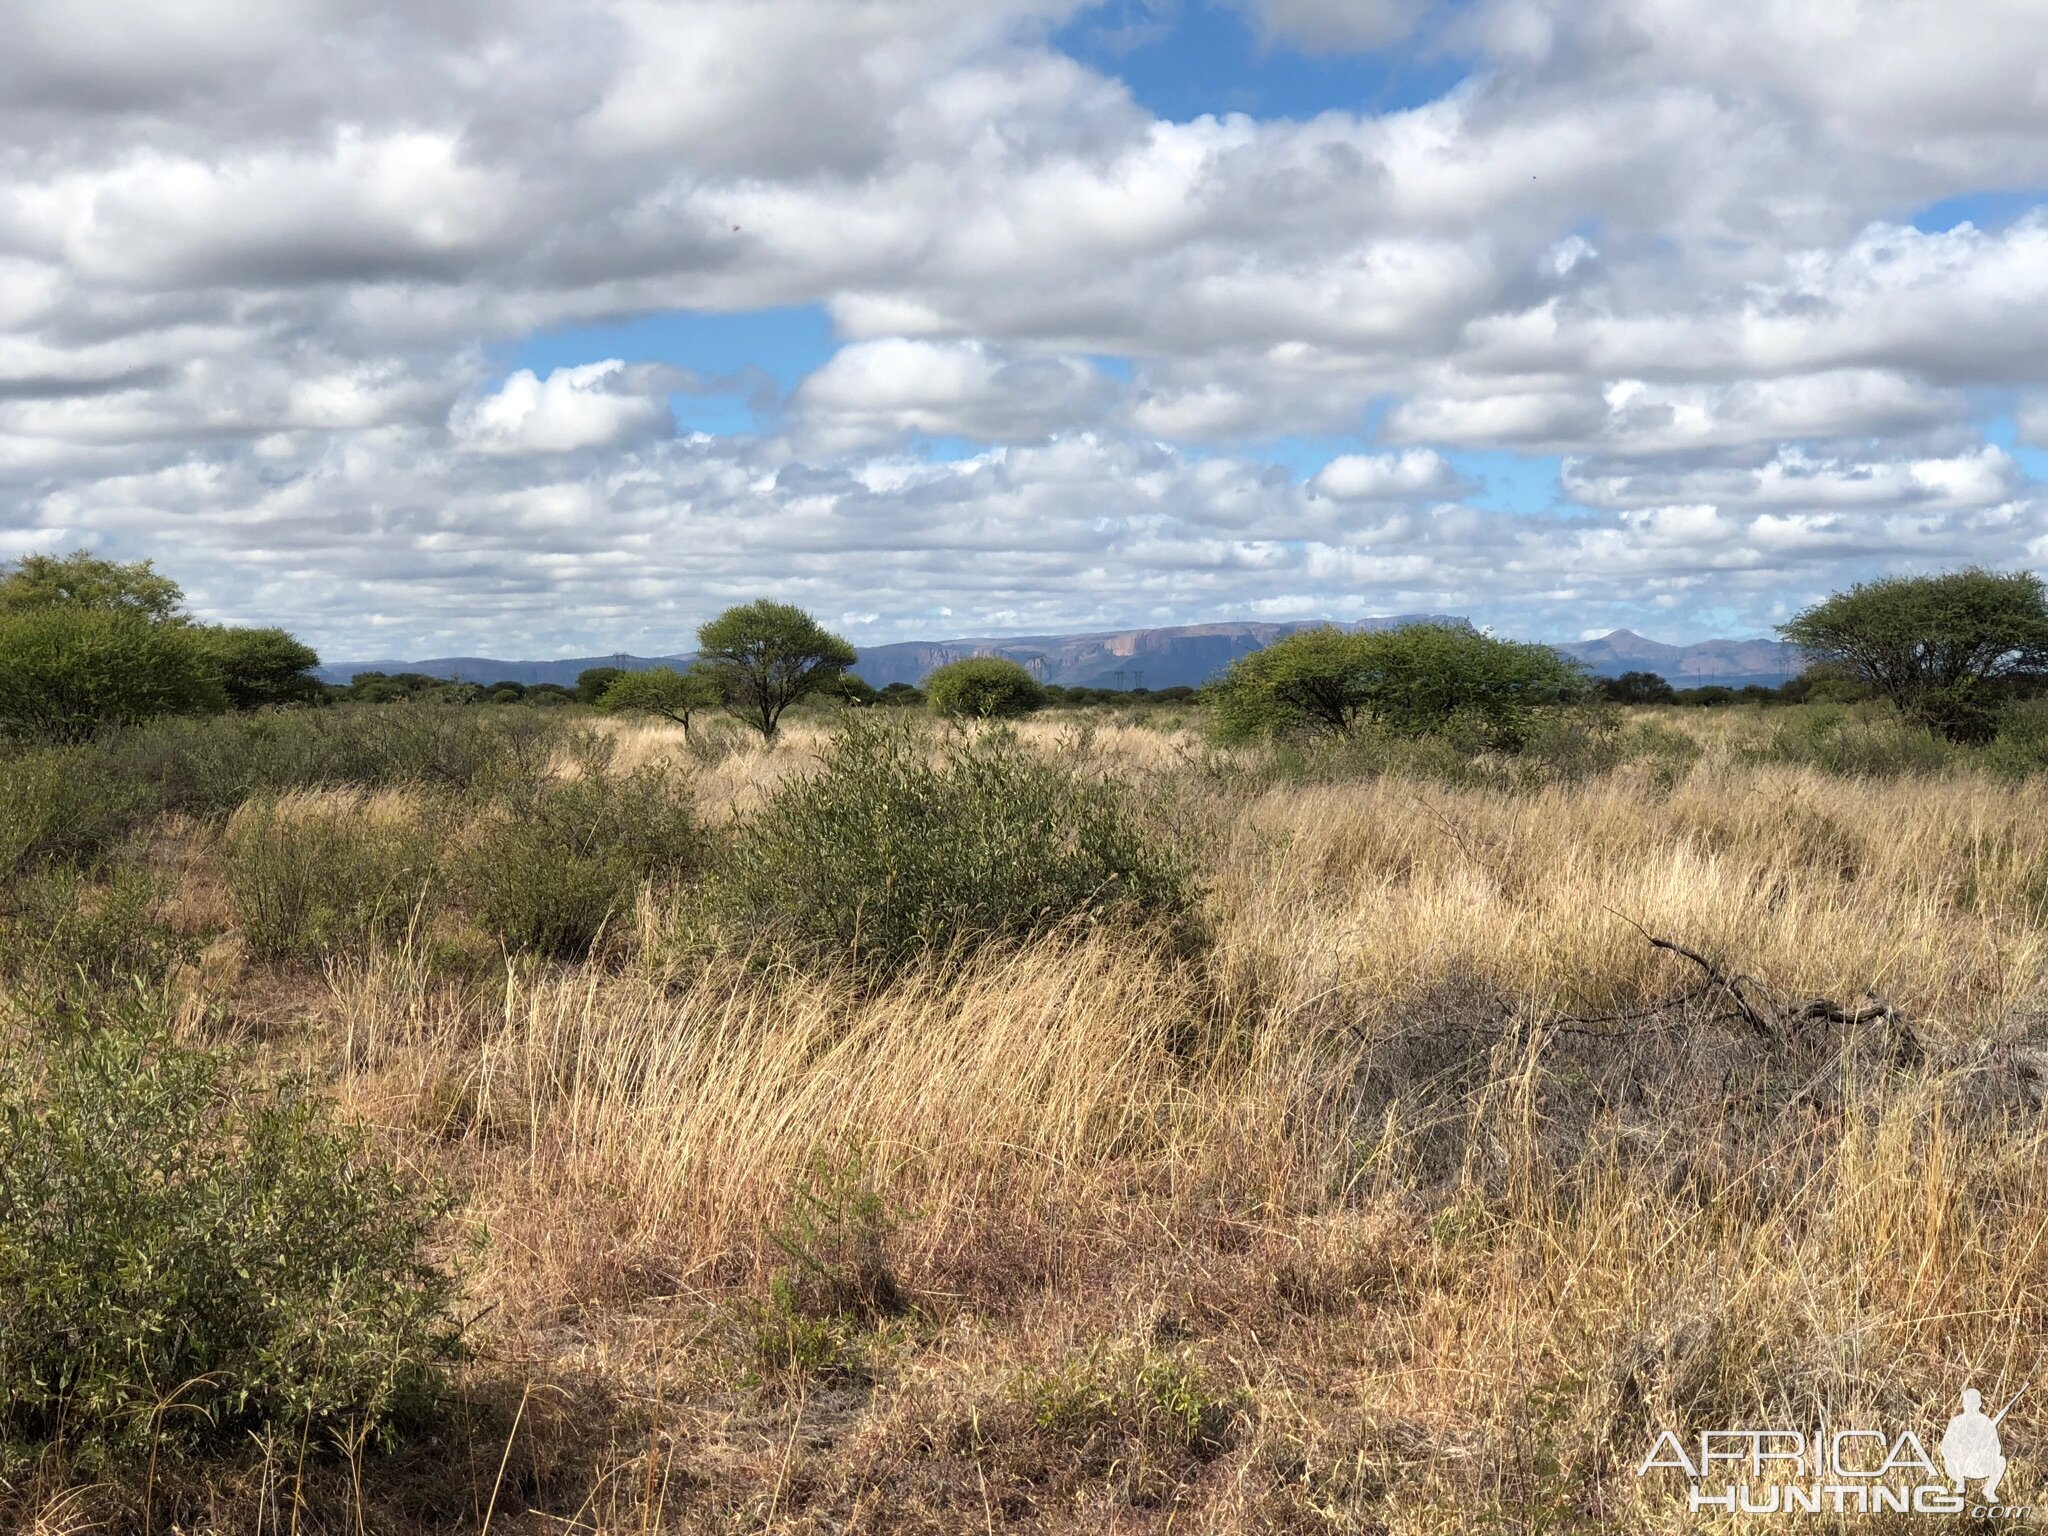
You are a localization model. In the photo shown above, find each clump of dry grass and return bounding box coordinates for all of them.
[16,705,2048,1531]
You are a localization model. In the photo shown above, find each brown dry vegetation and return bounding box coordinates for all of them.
[12,705,2048,1533]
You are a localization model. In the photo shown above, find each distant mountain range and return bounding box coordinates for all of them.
[314,620,1802,691]
[1552,629,1801,686]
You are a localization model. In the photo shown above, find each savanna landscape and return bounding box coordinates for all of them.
[7,553,2048,1533]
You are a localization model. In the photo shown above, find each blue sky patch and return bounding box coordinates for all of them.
[1054,0,1467,122]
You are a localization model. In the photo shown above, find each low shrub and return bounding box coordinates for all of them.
[223,793,441,961]
[1742,705,1957,777]
[0,744,150,878]
[1012,1339,1244,1503]
[0,1007,461,1462]
[0,865,187,1005]
[460,756,700,958]
[765,1152,904,1324]
[739,1154,903,1385]
[105,703,570,815]
[923,656,1045,719]
[694,717,1193,979]
[1983,697,2048,778]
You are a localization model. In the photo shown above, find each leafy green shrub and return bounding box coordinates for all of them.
[695,717,1192,979]
[1983,697,2048,778]
[0,607,226,742]
[103,703,570,816]
[0,865,187,1005]
[0,1010,460,1460]
[0,744,152,878]
[460,758,699,958]
[923,656,1046,719]
[1207,623,1588,747]
[1742,705,1957,777]
[191,624,324,709]
[223,795,441,961]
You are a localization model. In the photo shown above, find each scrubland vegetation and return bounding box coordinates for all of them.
[11,555,2048,1531]
[5,686,2048,1533]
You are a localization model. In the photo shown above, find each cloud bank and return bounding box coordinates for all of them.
[3,0,2046,654]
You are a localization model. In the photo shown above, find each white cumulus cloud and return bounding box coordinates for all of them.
[451,361,675,455]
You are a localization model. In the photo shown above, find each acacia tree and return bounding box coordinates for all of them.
[597,665,723,738]
[0,550,185,623]
[695,600,857,739]
[1207,623,1587,748]
[923,657,1046,719]
[1778,568,2048,742]
[0,551,322,737]
[195,626,323,708]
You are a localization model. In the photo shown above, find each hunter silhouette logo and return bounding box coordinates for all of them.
[1941,1385,2022,1502]
[1637,1381,2030,1518]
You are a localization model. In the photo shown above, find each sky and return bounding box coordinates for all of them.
[4,0,2048,658]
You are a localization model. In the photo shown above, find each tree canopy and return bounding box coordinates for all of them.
[597,666,723,736]
[195,626,323,709]
[1207,623,1588,747]
[0,551,186,625]
[695,601,856,739]
[0,551,322,739]
[575,666,629,705]
[1596,670,1678,706]
[1778,568,2048,741]
[923,656,1046,719]
[0,607,228,740]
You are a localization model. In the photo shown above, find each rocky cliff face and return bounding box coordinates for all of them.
[1554,629,1801,684]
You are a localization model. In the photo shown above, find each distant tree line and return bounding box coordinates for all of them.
[11,551,2047,750]
[1592,669,1866,708]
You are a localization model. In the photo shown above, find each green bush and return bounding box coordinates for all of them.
[0,744,151,878]
[1743,705,1957,777]
[1206,623,1589,748]
[0,1009,460,1460]
[0,607,226,742]
[192,624,324,709]
[0,865,187,1005]
[223,796,442,961]
[461,755,700,958]
[695,717,1192,979]
[1983,697,2048,778]
[923,657,1046,719]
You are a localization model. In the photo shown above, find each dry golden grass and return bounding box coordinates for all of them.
[37,708,2048,1531]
